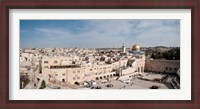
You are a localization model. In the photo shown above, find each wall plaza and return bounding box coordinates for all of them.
[20,44,180,89]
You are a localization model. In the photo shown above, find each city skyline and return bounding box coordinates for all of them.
[20,19,180,48]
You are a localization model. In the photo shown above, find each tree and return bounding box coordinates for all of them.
[39,80,46,89]
[151,53,155,59]
[20,75,30,89]
[150,48,180,60]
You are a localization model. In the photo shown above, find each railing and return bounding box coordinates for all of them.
[50,64,81,69]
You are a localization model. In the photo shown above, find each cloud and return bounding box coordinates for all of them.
[34,28,73,39]
[132,20,180,47]
[22,20,180,48]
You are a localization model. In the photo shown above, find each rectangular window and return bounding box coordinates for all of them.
[77,77,80,79]
[73,77,76,80]
[62,74,65,76]
[55,74,58,76]
[44,61,48,63]
[44,66,48,68]
[73,71,76,73]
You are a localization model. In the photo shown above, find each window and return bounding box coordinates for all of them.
[44,61,48,63]
[73,77,76,80]
[73,71,76,73]
[166,67,168,70]
[54,60,58,64]
[62,74,65,76]
[77,77,80,79]
[90,69,92,71]
[77,71,80,73]
[55,74,58,76]
[44,66,48,68]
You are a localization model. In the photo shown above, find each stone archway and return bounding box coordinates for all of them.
[74,81,79,85]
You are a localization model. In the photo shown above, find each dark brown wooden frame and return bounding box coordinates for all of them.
[0,0,199,109]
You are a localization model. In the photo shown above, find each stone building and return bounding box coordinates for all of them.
[39,44,146,85]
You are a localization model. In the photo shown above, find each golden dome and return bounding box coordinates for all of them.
[132,44,140,50]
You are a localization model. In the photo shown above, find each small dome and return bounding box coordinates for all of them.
[132,44,140,50]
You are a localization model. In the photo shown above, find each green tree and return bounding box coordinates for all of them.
[39,80,46,89]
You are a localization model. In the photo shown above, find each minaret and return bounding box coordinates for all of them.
[39,60,42,74]
[122,43,126,53]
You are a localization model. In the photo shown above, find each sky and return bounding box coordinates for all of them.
[20,20,180,48]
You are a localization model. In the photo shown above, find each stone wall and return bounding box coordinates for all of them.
[145,59,180,73]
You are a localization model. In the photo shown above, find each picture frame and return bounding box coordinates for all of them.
[0,0,199,109]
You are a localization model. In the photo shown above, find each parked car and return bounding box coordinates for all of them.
[106,84,113,88]
[123,79,131,84]
[149,85,160,89]
[91,86,101,89]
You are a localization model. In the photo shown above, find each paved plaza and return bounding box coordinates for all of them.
[44,72,169,89]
